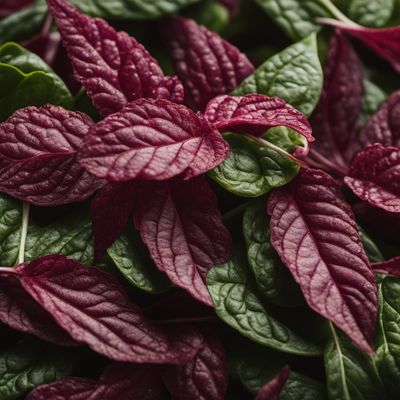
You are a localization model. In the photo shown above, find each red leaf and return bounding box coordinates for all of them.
[27,364,164,400]
[311,31,363,167]
[372,257,400,276]
[268,168,377,355]
[0,105,103,206]
[134,177,232,305]
[0,275,75,346]
[164,328,228,400]
[16,255,203,364]
[47,0,183,117]
[204,94,313,142]
[0,0,34,18]
[320,19,400,73]
[359,90,400,148]
[345,144,400,213]
[255,366,290,400]
[163,16,253,111]
[79,98,229,182]
[91,182,137,258]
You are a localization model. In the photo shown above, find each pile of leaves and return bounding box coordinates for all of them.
[0,0,399,398]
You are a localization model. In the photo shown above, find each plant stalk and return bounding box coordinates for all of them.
[17,202,30,265]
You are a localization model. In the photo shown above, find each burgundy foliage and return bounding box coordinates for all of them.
[78,99,230,182]
[372,257,400,276]
[255,366,290,400]
[0,274,75,346]
[164,328,228,400]
[47,0,183,117]
[0,0,34,18]
[311,31,364,167]
[163,16,254,111]
[16,255,203,364]
[205,94,313,141]
[27,363,164,400]
[134,177,232,305]
[0,105,103,206]
[268,168,377,355]
[345,144,400,213]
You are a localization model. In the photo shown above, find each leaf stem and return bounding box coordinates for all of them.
[222,198,259,223]
[317,0,360,26]
[309,149,349,176]
[0,267,19,275]
[17,202,30,265]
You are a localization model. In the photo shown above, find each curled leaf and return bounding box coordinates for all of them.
[204,94,313,141]
[268,168,377,355]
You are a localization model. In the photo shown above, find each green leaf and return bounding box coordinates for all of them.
[252,0,330,41]
[0,194,22,267]
[0,340,75,400]
[107,230,171,293]
[207,250,322,356]
[70,0,201,20]
[209,133,300,198]
[243,200,303,306]
[0,0,47,45]
[349,0,394,27]
[183,0,229,32]
[324,323,384,400]
[375,277,400,398]
[234,34,323,117]
[357,225,384,263]
[0,42,73,110]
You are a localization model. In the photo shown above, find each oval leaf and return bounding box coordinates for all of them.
[268,168,377,355]
[345,144,400,213]
[0,105,103,206]
[79,99,229,182]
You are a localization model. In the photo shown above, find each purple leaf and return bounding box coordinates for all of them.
[163,16,253,111]
[255,366,290,400]
[91,182,137,258]
[320,19,400,73]
[27,363,164,400]
[0,274,75,346]
[47,0,183,117]
[204,94,313,142]
[345,144,400,213]
[268,168,377,355]
[0,0,34,18]
[78,98,229,182]
[164,328,228,400]
[311,31,363,167]
[16,255,203,364]
[372,257,400,276]
[359,90,400,148]
[0,105,103,206]
[134,177,232,305]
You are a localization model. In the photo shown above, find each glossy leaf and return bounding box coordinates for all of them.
[79,98,229,182]
[0,105,103,205]
[268,168,377,355]
[349,0,394,27]
[233,34,323,117]
[27,363,164,400]
[255,366,290,400]
[207,250,322,356]
[253,0,330,40]
[345,144,400,213]
[320,19,400,73]
[311,31,364,168]
[372,257,400,275]
[17,255,203,364]
[108,230,171,293]
[0,42,73,110]
[163,16,254,111]
[164,328,228,400]
[325,323,384,400]
[209,133,300,197]
[359,90,400,148]
[0,275,75,345]
[135,178,232,305]
[0,340,75,400]
[375,277,400,398]
[204,94,313,141]
[47,0,183,117]
[243,199,303,305]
